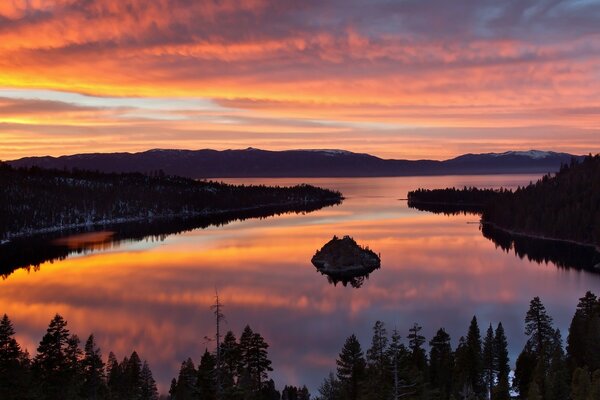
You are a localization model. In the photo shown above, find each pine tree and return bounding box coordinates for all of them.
[513,345,536,399]
[465,316,484,397]
[174,358,197,400]
[0,314,30,400]
[567,291,600,373]
[407,323,427,373]
[387,328,414,400]
[522,297,555,397]
[197,349,217,400]
[365,320,390,400]
[123,351,143,400]
[571,367,591,400]
[140,361,159,400]
[482,324,495,399]
[33,314,78,400]
[107,351,124,400]
[239,325,273,395]
[220,330,240,392]
[317,371,340,400]
[336,334,366,400]
[492,323,510,400]
[429,328,454,400]
[80,334,106,400]
[546,329,569,400]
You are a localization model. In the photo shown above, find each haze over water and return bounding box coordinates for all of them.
[2,174,599,394]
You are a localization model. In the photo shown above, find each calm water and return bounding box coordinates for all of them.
[2,175,600,394]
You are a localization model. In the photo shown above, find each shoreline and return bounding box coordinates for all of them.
[1,197,341,245]
[481,221,600,254]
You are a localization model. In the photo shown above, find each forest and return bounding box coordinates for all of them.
[2,292,600,400]
[0,163,342,242]
[407,155,600,247]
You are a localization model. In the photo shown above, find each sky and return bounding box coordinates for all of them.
[0,0,599,161]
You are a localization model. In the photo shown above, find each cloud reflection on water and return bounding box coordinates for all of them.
[1,175,600,393]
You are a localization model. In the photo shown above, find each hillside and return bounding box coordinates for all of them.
[7,148,582,178]
[408,155,600,247]
[0,163,342,242]
[483,155,600,247]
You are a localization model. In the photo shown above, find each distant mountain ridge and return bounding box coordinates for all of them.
[7,148,584,178]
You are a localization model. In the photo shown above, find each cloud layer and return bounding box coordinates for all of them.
[0,0,599,159]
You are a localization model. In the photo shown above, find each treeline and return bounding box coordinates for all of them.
[483,155,600,247]
[407,155,600,246]
[0,314,158,400]
[0,201,340,278]
[0,314,307,400]
[315,292,600,400]
[3,292,600,399]
[0,163,342,241]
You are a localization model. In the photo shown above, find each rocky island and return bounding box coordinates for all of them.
[311,236,381,287]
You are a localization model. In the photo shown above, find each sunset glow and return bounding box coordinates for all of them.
[1,0,599,160]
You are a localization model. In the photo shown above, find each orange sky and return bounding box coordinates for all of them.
[0,0,599,160]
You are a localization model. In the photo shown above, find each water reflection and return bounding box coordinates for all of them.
[1,175,600,395]
[0,201,340,278]
[482,223,600,272]
[407,197,600,273]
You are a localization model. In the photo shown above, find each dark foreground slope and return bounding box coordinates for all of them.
[0,163,342,242]
[8,148,582,178]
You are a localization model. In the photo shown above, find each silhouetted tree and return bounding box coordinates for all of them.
[336,334,366,400]
[0,314,30,400]
[492,323,510,400]
[33,314,80,400]
[429,328,454,399]
[140,360,159,400]
[197,349,217,400]
[80,334,106,400]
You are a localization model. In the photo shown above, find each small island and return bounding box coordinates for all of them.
[311,236,381,287]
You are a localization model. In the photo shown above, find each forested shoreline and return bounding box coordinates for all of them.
[0,163,342,242]
[2,292,600,399]
[407,155,600,248]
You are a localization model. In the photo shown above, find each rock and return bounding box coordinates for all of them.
[311,236,381,287]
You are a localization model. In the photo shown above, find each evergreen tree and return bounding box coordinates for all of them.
[365,320,391,400]
[140,361,159,400]
[567,291,600,373]
[465,316,484,397]
[197,349,217,400]
[317,371,339,400]
[174,358,197,400]
[571,367,591,400]
[0,314,30,400]
[387,328,414,400]
[522,297,555,397]
[123,351,143,400]
[336,334,366,400]
[492,323,510,400]
[429,328,454,400]
[33,314,79,400]
[238,326,273,395]
[546,330,569,400]
[107,351,124,400]
[220,330,240,392]
[80,334,106,400]
[513,345,536,399]
[525,297,555,359]
[407,323,427,374]
[482,324,495,399]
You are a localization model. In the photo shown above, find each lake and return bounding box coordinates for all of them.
[2,174,600,394]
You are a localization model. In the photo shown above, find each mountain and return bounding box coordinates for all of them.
[6,148,583,178]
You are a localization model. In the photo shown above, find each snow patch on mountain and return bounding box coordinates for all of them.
[493,150,556,159]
